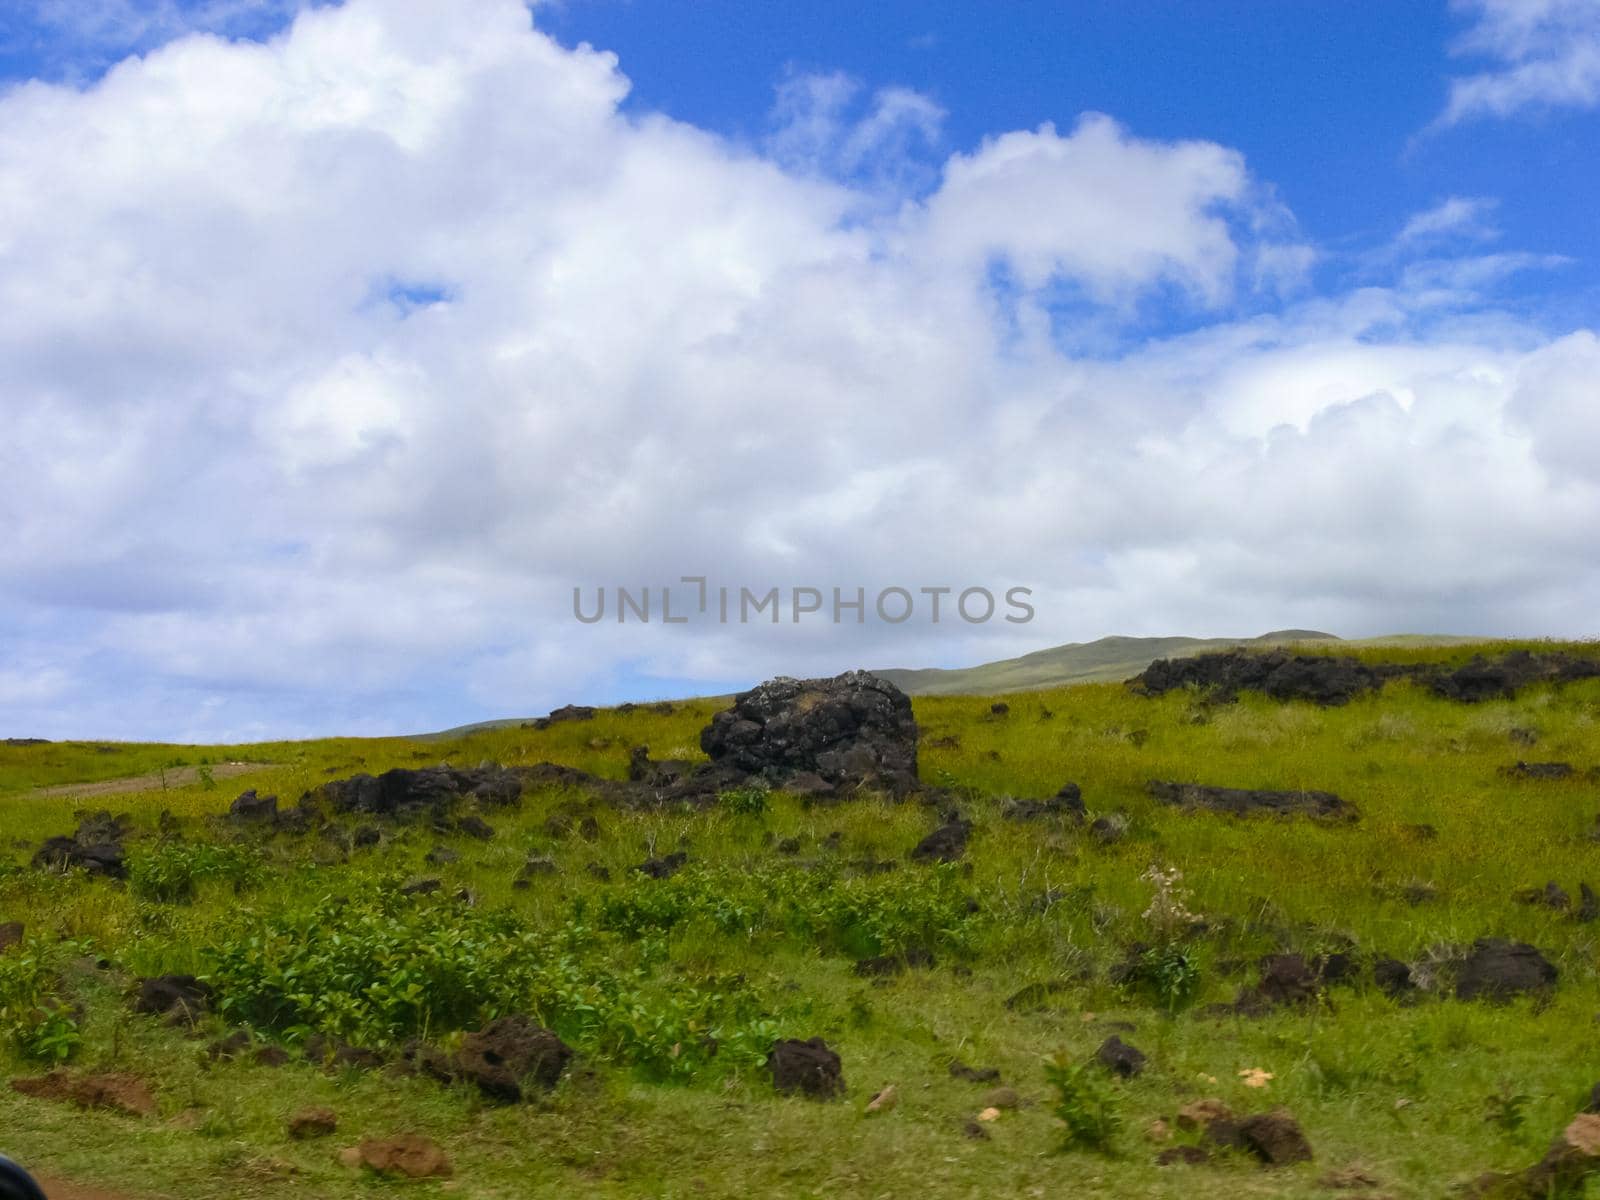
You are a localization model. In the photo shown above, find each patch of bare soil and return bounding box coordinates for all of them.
[28,763,275,801]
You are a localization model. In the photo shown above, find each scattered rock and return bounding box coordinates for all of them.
[452,1015,573,1102]
[1001,783,1085,822]
[911,818,970,863]
[1148,780,1356,821]
[454,815,495,840]
[32,811,131,878]
[528,704,596,730]
[948,1060,1001,1084]
[288,1107,338,1139]
[1577,884,1599,924]
[134,974,211,1023]
[776,836,801,855]
[865,1084,898,1114]
[423,845,459,865]
[1373,957,1416,999]
[316,765,524,821]
[400,876,442,896]
[356,1134,452,1179]
[700,671,920,796]
[1234,1109,1314,1165]
[0,921,22,954]
[961,1117,990,1140]
[10,1071,156,1117]
[989,703,1010,717]
[1096,1035,1146,1078]
[303,1035,385,1070]
[1515,881,1571,910]
[983,1086,1020,1110]
[1255,954,1321,1008]
[1089,813,1128,845]
[228,789,279,823]
[1503,761,1576,781]
[635,850,688,879]
[853,947,934,977]
[1134,648,1600,706]
[767,1037,844,1099]
[1455,938,1557,1002]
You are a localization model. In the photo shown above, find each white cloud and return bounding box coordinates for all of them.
[1398,196,1500,243]
[0,0,1595,740]
[1439,0,1600,124]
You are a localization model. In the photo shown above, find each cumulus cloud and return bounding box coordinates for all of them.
[0,0,1595,740]
[1439,0,1600,124]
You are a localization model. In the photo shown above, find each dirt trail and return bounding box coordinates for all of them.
[36,1178,150,1200]
[27,763,277,801]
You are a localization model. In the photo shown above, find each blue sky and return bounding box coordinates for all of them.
[1,0,1598,740]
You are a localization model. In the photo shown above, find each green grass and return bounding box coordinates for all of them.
[3,641,1600,1198]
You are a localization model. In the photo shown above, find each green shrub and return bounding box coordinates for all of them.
[127,841,262,903]
[1119,944,1202,1014]
[201,892,780,1078]
[0,941,82,1062]
[718,782,769,816]
[1044,1052,1121,1153]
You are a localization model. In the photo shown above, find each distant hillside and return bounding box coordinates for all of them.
[872,630,1341,696]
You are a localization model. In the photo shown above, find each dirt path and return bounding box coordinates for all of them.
[36,1178,150,1200]
[28,762,277,801]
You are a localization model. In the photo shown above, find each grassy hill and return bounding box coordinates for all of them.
[873,628,1342,695]
[3,637,1600,1198]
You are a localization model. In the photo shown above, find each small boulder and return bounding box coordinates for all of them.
[356,1134,452,1179]
[1096,1035,1146,1078]
[911,818,971,863]
[767,1037,844,1099]
[1455,938,1557,1002]
[134,974,212,1023]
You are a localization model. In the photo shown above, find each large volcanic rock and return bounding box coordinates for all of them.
[700,671,919,795]
[315,765,524,820]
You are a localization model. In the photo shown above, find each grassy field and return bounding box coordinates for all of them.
[3,640,1600,1198]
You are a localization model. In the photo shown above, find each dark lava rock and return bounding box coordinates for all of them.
[134,974,211,1022]
[700,671,919,796]
[911,818,971,863]
[1373,957,1416,998]
[1578,884,1599,924]
[776,836,802,855]
[315,765,524,821]
[228,789,278,822]
[1088,814,1127,845]
[454,815,495,840]
[1432,650,1600,703]
[206,1029,251,1061]
[989,702,1010,716]
[767,1037,844,1099]
[1001,782,1085,822]
[1231,1110,1314,1165]
[0,921,22,954]
[33,811,131,878]
[1133,647,1600,707]
[351,825,381,848]
[585,862,611,882]
[1455,938,1557,1002]
[529,704,596,730]
[1133,649,1392,705]
[423,845,459,865]
[635,850,688,879]
[1317,952,1358,986]
[1096,1035,1146,1077]
[400,876,443,896]
[1516,881,1571,910]
[1258,954,1320,1007]
[3,737,50,746]
[453,1015,573,1102]
[948,1060,1001,1084]
[516,856,558,882]
[1503,761,1576,781]
[1148,780,1355,821]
